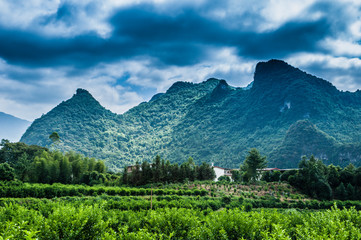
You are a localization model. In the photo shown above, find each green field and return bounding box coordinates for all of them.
[1,182,361,239]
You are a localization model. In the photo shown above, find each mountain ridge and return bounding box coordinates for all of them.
[20,59,361,170]
[0,112,31,142]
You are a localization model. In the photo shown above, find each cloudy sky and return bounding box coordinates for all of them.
[1,0,361,121]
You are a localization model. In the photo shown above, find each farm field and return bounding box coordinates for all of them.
[1,181,361,239]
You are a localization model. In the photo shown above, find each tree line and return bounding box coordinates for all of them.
[2,138,361,202]
[123,155,216,186]
[0,140,215,186]
[221,148,361,201]
[0,140,108,185]
[259,155,361,200]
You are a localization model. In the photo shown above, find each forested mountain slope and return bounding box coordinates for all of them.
[21,60,361,170]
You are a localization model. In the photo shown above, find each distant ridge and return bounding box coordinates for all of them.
[0,112,31,142]
[21,60,361,171]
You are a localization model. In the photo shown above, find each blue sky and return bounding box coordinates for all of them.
[1,0,361,121]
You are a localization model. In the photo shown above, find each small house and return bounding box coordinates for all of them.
[212,165,232,181]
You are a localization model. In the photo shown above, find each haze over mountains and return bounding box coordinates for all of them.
[20,60,361,170]
[0,112,31,142]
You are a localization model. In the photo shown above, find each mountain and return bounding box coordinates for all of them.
[269,120,361,168]
[0,112,31,142]
[270,120,338,168]
[20,60,361,170]
[20,89,120,158]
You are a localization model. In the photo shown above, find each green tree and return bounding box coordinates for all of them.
[354,167,361,187]
[94,161,106,173]
[49,132,60,144]
[141,161,153,185]
[346,183,355,200]
[14,153,32,181]
[243,148,267,182]
[294,155,331,199]
[218,175,231,182]
[152,155,162,183]
[197,162,216,181]
[315,179,332,200]
[122,166,128,185]
[0,162,15,181]
[231,170,241,182]
[327,164,341,188]
[334,182,347,200]
[340,164,355,185]
[59,157,71,183]
[0,141,47,167]
[33,156,50,183]
[72,160,85,183]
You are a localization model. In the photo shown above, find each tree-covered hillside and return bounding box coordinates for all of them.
[20,60,361,170]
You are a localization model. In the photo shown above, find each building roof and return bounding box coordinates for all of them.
[213,166,231,170]
[259,168,280,171]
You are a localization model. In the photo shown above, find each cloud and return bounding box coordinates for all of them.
[1,0,361,122]
[0,1,335,69]
[286,53,361,91]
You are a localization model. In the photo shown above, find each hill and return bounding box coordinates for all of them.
[0,112,31,142]
[21,60,361,170]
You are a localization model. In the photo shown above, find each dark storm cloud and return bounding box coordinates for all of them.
[0,4,333,69]
[0,28,135,68]
[237,19,331,59]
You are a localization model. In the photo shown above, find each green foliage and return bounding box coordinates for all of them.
[285,156,361,201]
[0,162,15,181]
[231,170,241,182]
[218,175,231,182]
[269,120,339,168]
[243,148,267,182]
[125,156,215,186]
[20,61,361,170]
[49,131,60,144]
[287,156,332,200]
[335,183,347,200]
[0,141,109,185]
[1,198,361,239]
[262,170,281,182]
[0,140,47,167]
[0,182,208,198]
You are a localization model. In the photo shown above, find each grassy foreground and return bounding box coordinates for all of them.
[1,200,361,239]
[1,182,361,239]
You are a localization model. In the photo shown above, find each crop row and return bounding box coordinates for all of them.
[2,195,361,212]
[0,182,208,198]
[1,201,361,239]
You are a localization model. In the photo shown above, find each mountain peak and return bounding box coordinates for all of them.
[76,88,91,95]
[254,59,299,81]
[255,59,290,72]
[166,81,193,93]
[74,88,94,99]
[252,59,338,95]
[70,88,99,104]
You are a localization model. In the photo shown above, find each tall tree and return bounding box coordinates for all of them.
[122,166,128,185]
[243,148,267,182]
[59,157,71,183]
[152,155,162,183]
[0,162,15,181]
[327,164,341,188]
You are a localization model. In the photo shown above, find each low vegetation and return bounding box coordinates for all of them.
[2,140,361,238]
[1,198,361,239]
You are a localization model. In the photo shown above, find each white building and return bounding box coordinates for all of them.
[212,165,232,181]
